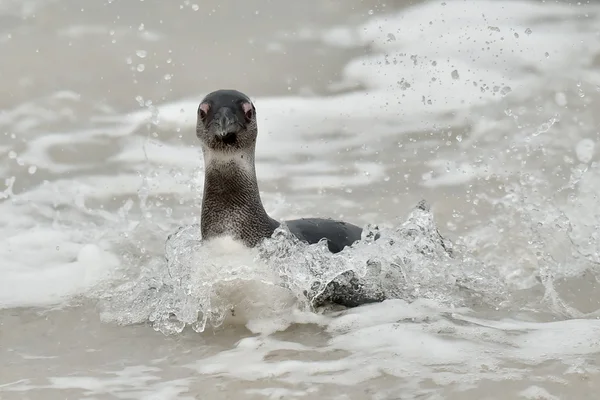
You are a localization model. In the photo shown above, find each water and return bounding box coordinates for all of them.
[2,0,600,398]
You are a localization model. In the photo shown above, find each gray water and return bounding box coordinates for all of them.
[2,0,600,399]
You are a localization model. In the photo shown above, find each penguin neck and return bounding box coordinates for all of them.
[200,148,278,246]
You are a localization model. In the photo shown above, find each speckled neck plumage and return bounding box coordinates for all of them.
[200,149,279,247]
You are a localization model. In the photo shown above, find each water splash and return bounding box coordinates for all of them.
[98,201,509,335]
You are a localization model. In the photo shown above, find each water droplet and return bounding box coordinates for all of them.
[525,28,532,35]
[8,151,16,159]
[384,176,390,182]
[56,246,60,251]
[137,64,145,72]
[192,4,199,11]
[368,9,374,15]
[164,74,172,80]
[387,33,396,42]
[398,79,411,90]
[126,57,133,65]
[344,188,353,194]
[514,32,519,38]
[451,69,460,79]
[544,52,549,58]
[500,86,512,96]
[456,134,463,142]
[28,165,37,174]
[136,50,147,58]
[532,116,558,136]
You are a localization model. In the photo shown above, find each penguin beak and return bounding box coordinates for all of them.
[214,107,240,139]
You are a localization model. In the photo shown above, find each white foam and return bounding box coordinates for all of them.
[519,386,560,400]
[182,300,600,393]
[45,367,191,400]
[192,237,299,329]
[0,235,120,309]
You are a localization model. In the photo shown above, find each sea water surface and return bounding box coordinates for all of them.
[2,0,600,399]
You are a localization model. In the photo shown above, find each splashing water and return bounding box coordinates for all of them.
[98,201,508,335]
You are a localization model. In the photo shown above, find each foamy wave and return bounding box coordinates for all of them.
[0,0,598,330]
[186,299,600,392]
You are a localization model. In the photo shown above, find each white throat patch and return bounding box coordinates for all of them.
[203,150,254,174]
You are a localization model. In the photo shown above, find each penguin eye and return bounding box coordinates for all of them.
[242,102,254,122]
[198,103,210,122]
